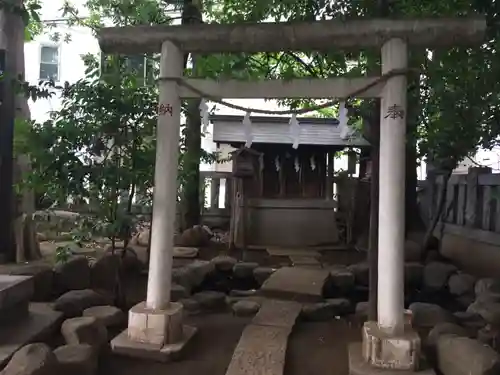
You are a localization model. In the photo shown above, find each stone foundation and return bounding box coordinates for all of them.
[349,320,434,375]
[110,301,197,362]
[362,321,421,371]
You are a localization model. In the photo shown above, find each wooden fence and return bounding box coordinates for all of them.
[425,167,500,244]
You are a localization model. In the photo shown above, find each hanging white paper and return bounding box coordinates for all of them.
[274,156,281,172]
[339,101,352,140]
[310,155,316,171]
[294,156,300,173]
[199,98,210,133]
[289,114,300,149]
[243,112,253,148]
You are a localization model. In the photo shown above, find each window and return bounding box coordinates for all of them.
[39,46,59,81]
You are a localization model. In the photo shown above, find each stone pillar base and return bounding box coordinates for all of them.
[348,343,435,375]
[362,320,420,370]
[110,301,197,362]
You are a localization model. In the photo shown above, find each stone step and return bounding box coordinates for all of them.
[225,300,302,375]
[260,267,330,303]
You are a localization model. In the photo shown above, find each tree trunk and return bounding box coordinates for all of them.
[179,0,202,230]
[0,8,15,263]
[10,0,41,262]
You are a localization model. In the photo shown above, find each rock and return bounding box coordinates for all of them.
[54,256,91,292]
[347,262,369,286]
[137,229,150,247]
[454,311,483,323]
[192,291,227,311]
[436,335,500,375]
[178,226,210,247]
[172,260,214,292]
[233,262,259,279]
[170,284,189,301]
[211,255,237,272]
[301,298,352,321]
[454,311,488,333]
[90,254,119,291]
[409,302,453,328]
[457,294,475,308]
[475,278,500,299]
[232,300,261,317]
[476,293,500,304]
[229,289,258,297]
[82,306,125,328]
[423,261,457,292]
[427,323,468,348]
[425,250,442,263]
[477,325,500,351]
[253,267,276,286]
[0,343,57,375]
[178,298,201,315]
[173,247,198,259]
[449,273,476,296]
[355,301,369,320]
[101,247,143,274]
[202,225,213,237]
[54,344,97,375]
[61,317,108,351]
[404,262,424,287]
[404,239,422,262]
[329,268,355,293]
[467,300,500,326]
[54,289,113,318]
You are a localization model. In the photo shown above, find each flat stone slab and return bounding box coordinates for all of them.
[260,267,329,302]
[348,343,435,375]
[110,325,197,362]
[252,299,302,328]
[266,247,321,257]
[0,303,63,367]
[289,255,322,267]
[0,275,33,311]
[225,324,291,375]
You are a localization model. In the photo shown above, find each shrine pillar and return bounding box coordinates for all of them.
[377,37,407,334]
[146,40,182,310]
[352,38,422,374]
[110,40,197,361]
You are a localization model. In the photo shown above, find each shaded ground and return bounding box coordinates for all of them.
[99,313,251,375]
[98,312,362,375]
[287,318,362,375]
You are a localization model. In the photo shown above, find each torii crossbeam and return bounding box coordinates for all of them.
[98,17,486,373]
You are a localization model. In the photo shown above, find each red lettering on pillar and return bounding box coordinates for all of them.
[158,103,173,116]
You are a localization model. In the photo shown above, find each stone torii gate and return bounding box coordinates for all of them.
[98,18,485,371]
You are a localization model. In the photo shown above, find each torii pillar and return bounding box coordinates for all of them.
[109,40,198,361]
[97,18,486,364]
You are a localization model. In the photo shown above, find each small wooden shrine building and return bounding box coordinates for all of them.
[210,114,370,249]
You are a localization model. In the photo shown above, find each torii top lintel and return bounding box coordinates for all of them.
[98,17,486,55]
